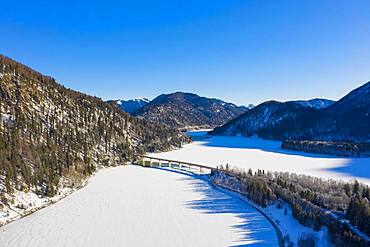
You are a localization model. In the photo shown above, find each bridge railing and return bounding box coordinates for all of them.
[134,154,215,174]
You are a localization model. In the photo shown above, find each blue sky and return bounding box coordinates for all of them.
[1,0,369,105]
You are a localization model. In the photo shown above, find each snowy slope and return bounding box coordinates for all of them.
[0,166,278,247]
[212,180,330,246]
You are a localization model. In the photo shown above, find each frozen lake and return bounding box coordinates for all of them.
[0,165,278,247]
[152,131,370,185]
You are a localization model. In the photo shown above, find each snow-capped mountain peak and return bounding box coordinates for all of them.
[112,98,150,114]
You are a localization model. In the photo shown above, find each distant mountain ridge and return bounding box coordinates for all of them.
[210,100,319,139]
[109,98,150,114]
[210,82,370,142]
[290,98,335,109]
[131,92,251,129]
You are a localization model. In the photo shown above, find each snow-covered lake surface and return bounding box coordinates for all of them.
[0,165,278,247]
[152,131,370,185]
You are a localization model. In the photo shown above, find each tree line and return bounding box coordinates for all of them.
[213,165,370,246]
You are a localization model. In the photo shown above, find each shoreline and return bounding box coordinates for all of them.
[0,165,113,228]
[145,164,284,246]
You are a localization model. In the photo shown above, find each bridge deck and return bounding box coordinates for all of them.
[136,155,215,171]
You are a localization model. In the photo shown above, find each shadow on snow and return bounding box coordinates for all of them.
[187,132,370,181]
[323,159,370,181]
[150,166,278,247]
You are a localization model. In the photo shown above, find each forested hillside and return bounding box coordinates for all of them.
[210,82,370,143]
[291,98,335,109]
[133,92,250,129]
[212,167,370,246]
[0,54,188,200]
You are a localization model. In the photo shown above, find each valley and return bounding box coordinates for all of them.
[0,55,369,246]
[2,2,370,246]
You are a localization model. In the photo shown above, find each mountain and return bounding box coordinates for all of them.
[245,104,255,109]
[132,92,250,129]
[0,54,188,199]
[109,98,149,114]
[291,98,335,109]
[322,81,370,140]
[210,100,320,140]
[210,82,370,142]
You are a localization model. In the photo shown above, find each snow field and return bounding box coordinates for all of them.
[152,132,370,185]
[0,165,278,247]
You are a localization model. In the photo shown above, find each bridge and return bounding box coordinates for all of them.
[134,154,284,246]
[134,154,215,174]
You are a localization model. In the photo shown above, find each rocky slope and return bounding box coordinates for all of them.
[133,92,250,129]
[210,82,370,142]
[0,54,188,206]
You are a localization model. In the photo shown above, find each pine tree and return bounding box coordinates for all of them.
[344,183,351,197]
[353,180,360,195]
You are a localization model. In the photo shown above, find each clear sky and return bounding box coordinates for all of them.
[1,0,369,105]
